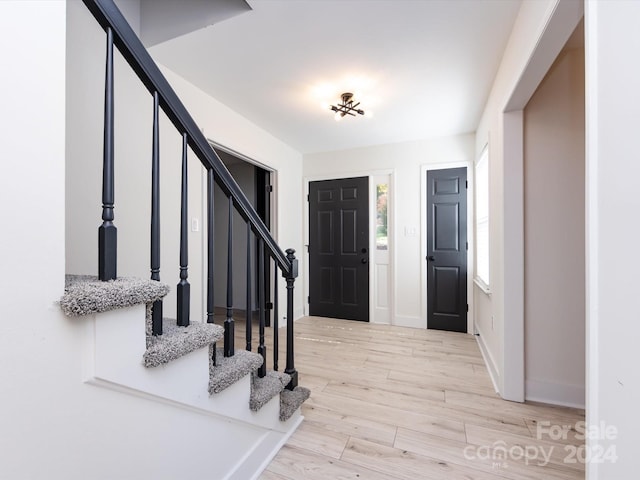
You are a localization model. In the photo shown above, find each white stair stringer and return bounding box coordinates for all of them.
[83,304,302,479]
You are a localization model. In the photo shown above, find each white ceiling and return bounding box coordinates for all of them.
[140,0,251,47]
[149,0,522,155]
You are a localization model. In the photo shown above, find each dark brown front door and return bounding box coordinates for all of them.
[309,177,369,321]
[427,167,468,332]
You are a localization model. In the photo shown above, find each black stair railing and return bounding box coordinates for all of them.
[150,91,162,335]
[225,197,235,357]
[206,169,215,326]
[177,133,190,327]
[98,26,116,281]
[273,261,279,372]
[257,239,267,378]
[83,0,298,388]
[245,223,253,353]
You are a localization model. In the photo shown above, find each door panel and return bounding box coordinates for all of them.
[309,177,369,321]
[427,168,467,332]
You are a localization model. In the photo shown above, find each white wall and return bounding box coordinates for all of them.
[65,0,304,324]
[304,135,474,328]
[585,1,640,478]
[523,45,585,407]
[473,0,582,401]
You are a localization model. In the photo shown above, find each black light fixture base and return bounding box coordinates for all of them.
[330,92,365,118]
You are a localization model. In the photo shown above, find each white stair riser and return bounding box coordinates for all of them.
[87,305,300,432]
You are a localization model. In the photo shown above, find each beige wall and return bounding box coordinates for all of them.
[523,45,585,407]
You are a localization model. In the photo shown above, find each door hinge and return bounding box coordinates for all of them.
[307,296,310,304]
[466,241,468,250]
[307,194,309,201]
[266,302,273,310]
[465,180,468,189]
[466,304,469,312]
[266,185,273,193]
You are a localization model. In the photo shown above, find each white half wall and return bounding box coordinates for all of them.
[304,135,474,329]
[585,1,640,478]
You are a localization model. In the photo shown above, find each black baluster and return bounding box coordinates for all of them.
[246,222,252,351]
[284,249,298,389]
[150,90,162,335]
[177,133,190,327]
[224,196,234,357]
[273,259,279,371]
[207,169,215,325]
[99,26,117,281]
[258,239,267,377]
[207,169,215,365]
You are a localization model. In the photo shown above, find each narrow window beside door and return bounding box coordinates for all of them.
[376,183,388,251]
[475,146,490,289]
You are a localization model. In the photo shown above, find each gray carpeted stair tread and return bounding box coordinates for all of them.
[249,371,291,412]
[143,318,224,368]
[60,274,169,316]
[279,386,311,421]
[209,347,263,394]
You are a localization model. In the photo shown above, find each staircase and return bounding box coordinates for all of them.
[60,1,309,477]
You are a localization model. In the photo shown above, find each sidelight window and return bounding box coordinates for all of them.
[475,146,490,288]
[376,183,388,250]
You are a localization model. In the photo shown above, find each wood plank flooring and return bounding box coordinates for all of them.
[252,316,585,480]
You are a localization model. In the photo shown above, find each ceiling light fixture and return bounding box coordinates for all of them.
[330,92,365,121]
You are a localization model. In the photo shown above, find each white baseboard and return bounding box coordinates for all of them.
[475,333,500,394]
[229,416,303,480]
[525,379,585,409]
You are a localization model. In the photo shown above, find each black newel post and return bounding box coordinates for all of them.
[284,248,298,389]
[257,239,267,377]
[224,196,235,357]
[245,222,252,352]
[150,91,162,335]
[99,26,117,281]
[273,260,279,371]
[176,133,190,327]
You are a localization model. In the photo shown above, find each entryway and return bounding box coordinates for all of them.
[308,176,369,321]
[210,145,274,325]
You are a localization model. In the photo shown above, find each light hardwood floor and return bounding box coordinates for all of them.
[251,316,585,480]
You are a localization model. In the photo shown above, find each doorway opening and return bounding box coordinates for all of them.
[210,144,274,326]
